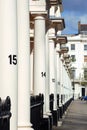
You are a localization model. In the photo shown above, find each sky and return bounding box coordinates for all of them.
[62,0,87,34]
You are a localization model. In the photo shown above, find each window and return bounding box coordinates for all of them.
[71,70,76,79]
[71,44,75,50]
[84,45,87,50]
[84,68,87,80]
[71,55,76,62]
[84,55,87,62]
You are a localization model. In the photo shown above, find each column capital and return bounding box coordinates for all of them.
[57,46,69,56]
[30,12,47,30]
[63,53,70,59]
[48,0,63,13]
[56,36,67,44]
[59,46,69,54]
[65,59,71,64]
[49,36,56,40]
[46,17,65,31]
[49,36,57,47]
[30,11,47,21]
[58,0,62,5]
[49,0,61,6]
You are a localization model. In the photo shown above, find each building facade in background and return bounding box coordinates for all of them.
[66,21,87,99]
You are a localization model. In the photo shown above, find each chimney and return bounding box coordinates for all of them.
[78,21,81,34]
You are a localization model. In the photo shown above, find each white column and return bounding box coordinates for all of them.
[49,6,55,18]
[45,30,50,113]
[60,57,63,103]
[65,68,67,102]
[54,46,57,109]
[34,15,46,94]
[33,16,46,113]
[62,65,65,104]
[55,5,61,17]
[66,68,68,101]
[17,0,33,130]
[30,42,34,94]
[59,57,63,107]
[49,39,57,110]
[56,44,60,95]
[0,1,18,130]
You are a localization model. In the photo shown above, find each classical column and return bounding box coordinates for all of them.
[17,0,33,130]
[49,6,55,18]
[55,5,61,17]
[33,15,46,113]
[56,44,61,95]
[60,56,63,104]
[0,0,18,130]
[62,64,65,104]
[66,68,69,101]
[54,45,58,110]
[64,67,67,103]
[49,38,57,110]
[59,56,63,107]
[30,42,34,94]
[45,30,50,113]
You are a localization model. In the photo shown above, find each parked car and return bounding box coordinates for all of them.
[83,96,87,101]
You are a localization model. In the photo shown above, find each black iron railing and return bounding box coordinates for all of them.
[30,94,44,130]
[49,94,54,112]
[0,96,11,130]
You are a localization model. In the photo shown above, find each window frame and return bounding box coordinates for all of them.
[84,44,87,50]
[71,44,75,50]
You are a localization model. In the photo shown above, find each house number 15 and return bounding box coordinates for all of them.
[8,55,17,65]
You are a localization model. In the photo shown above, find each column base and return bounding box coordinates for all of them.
[46,112,53,130]
[18,127,34,130]
[59,106,63,119]
[52,109,58,126]
[57,107,60,121]
[18,123,34,130]
[57,120,62,127]
[40,115,50,130]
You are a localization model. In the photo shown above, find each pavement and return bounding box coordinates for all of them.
[53,99,87,130]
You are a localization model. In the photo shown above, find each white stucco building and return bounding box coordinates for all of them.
[66,21,87,99]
